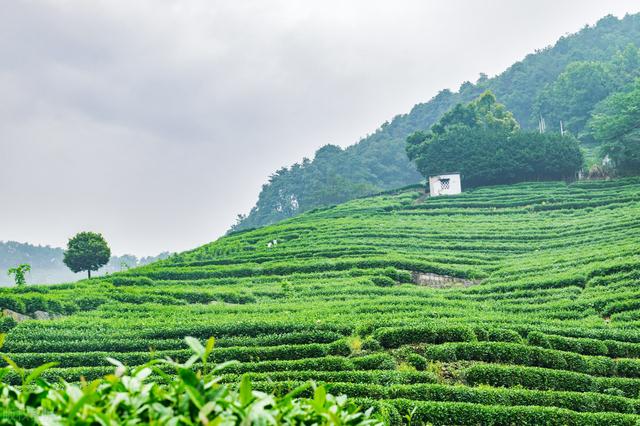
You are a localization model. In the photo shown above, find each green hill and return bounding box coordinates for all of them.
[3,178,640,423]
[234,13,640,232]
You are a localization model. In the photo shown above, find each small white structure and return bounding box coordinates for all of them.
[429,173,462,197]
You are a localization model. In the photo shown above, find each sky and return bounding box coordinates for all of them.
[1,0,639,256]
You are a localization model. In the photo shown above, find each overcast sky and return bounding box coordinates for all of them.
[1,0,639,256]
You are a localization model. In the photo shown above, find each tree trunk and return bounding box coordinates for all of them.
[88,269,91,279]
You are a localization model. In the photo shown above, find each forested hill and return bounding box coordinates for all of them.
[232,13,640,232]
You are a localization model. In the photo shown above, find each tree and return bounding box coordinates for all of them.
[7,264,30,286]
[533,61,614,138]
[589,80,640,176]
[427,91,519,137]
[63,232,111,279]
[406,91,520,179]
[407,92,583,187]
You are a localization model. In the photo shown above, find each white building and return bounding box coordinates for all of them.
[429,173,462,197]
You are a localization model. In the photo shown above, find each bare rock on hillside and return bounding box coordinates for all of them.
[412,272,480,288]
[33,310,51,320]
[2,309,31,322]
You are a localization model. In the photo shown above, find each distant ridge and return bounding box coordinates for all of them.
[0,240,170,285]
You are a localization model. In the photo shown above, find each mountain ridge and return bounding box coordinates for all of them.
[232,13,640,232]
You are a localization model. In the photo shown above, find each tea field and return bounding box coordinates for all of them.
[3,178,640,424]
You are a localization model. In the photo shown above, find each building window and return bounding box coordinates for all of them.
[440,178,450,190]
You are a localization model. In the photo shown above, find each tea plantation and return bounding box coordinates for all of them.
[3,178,640,424]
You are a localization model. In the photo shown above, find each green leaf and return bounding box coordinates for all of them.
[178,368,199,387]
[1,355,23,380]
[184,384,205,409]
[68,386,100,419]
[204,337,215,361]
[239,374,253,406]
[199,401,217,424]
[211,360,239,373]
[24,362,58,386]
[185,336,205,358]
[314,385,327,407]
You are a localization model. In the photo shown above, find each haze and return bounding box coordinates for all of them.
[1,0,639,256]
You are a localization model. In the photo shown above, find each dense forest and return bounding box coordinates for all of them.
[231,13,640,232]
[0,241,170,285]
[406,92,584,187]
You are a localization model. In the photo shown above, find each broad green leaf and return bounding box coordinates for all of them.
[184,384,205,409]
[239,374,252,406]
[24,362,58,386]
[185,336,205,357]
[178,368,199,387]
[1,355,23,380]
[314,385,327,407]
[205,337,215,357]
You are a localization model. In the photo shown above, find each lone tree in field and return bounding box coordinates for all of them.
[7,264,30,286]
[63,232,111,279]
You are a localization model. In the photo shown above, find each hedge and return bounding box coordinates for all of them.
[424,342,622,377]
[221,370,439,387]
[528,331,640,358]
[317,382,640,415]
[464,364,640,398]
[387,399,640,426]
[5,341,352,369]
[374,324,476,348]
[2,330,344,354]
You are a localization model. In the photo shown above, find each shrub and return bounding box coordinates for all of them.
[74,296,109,311]
[375,324,476,348]
[0,337,382,424]
[0,297,26,314]
[351,353,396,371]
[406,353,428,371]
[425,342,623,377]
[476,327,523,343]
[0,317,16,333]
[389,398,640,426]
[361,337,383,351]
[111,276,154,286]
[371,276,395,287]
[329,339,353,356]
[463,364,640,398]
[528,331,552,348]
[382,267,413,284]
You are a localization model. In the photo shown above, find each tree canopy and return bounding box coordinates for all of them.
[63,232,111,279]
[533,61,614,138]
[406,92,583,188]
[589,79,640,175]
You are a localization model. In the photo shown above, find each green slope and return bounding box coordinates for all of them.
[3,178,640,424]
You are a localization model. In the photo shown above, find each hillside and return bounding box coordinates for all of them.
[2,178,640,424]
[233,13,640,232]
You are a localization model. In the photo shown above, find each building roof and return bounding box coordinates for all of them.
[429,172,460,177]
